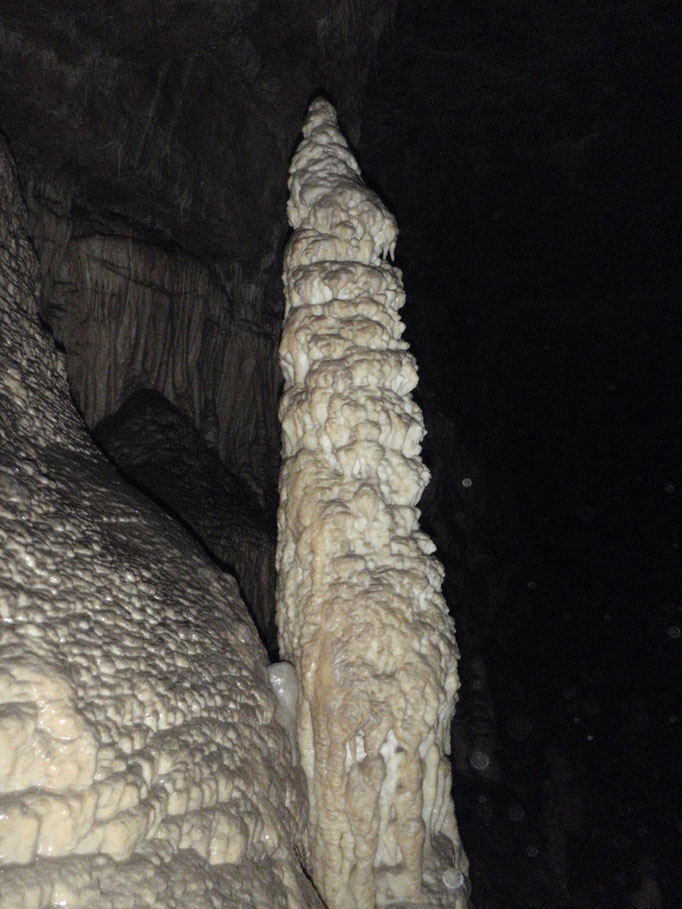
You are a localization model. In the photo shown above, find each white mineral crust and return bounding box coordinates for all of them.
[0,136,320,907]
[276,98,470,909]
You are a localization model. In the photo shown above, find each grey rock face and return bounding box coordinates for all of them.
[0,1,394,278]
[93,389,278,651]
[25,184,281,496]
[0,136,319,907]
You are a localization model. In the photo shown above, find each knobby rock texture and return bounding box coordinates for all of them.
[0,136,320,908]
[93,390,277,651]
[276,99,469,909]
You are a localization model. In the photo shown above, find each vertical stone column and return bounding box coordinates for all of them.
[277,99,469,909]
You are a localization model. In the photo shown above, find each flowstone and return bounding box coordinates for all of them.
[0,136,319,908]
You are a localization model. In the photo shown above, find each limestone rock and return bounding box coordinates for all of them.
[0,136,319,908]
[93,389,277,651]
[25,181,280,495]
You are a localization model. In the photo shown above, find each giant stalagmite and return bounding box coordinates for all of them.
[276,98,469,908]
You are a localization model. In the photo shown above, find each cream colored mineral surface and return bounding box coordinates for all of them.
[276,98,470,908]
[0,136,320,908]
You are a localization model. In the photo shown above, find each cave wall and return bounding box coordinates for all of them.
[0,134,319,908]
[27,180,281,495]
[0,1,396,277]
[0,0,397,500]
[93,389,278,652]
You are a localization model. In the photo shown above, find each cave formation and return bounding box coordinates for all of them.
[1,2,679,908]
[0,128,318,905]
[277,98,467,908]
[1,3,469,906]
[0,71,470,909]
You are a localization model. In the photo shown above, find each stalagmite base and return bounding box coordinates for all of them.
[276,98,470,908]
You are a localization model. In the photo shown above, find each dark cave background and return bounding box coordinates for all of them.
[1,1,679,906]
[357,5,681,906]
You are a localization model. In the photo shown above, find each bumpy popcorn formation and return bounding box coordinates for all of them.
[276,98,469,908]
[0,137,320,907]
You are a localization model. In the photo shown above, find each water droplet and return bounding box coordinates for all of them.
[604,614,612,621]
[668,715,677,723]
[586,734,594,741]
[455,510,465,521]
[526,845,538,857]
[527,580,537,589]
[462,477,472,488]
[667,626,680,639]
[573,716,581,724]
[443,869,465,890]
[664,483,675,494]
[470,749,490,771]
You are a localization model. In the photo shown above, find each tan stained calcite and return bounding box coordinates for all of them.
[276,98,470,908]
[0,135,320,907]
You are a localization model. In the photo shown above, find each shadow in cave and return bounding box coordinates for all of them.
[89,389,280,661]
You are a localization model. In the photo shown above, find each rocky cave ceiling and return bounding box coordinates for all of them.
[0,0,393,290]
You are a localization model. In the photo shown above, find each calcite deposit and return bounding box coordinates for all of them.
[93,390,278,650]
[0,137,319,907]
[276,98,469,908]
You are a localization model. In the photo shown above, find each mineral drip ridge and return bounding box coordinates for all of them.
[276,98,469,908]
